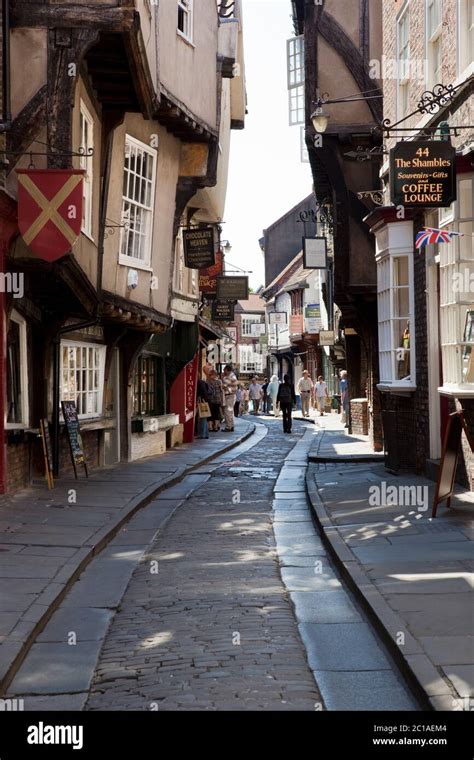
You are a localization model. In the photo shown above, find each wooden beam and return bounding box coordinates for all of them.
[6,84,47,174]
[10,2,136,32]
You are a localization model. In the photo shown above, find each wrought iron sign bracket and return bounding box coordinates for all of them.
[378,82,470,138]
[0,147,93,169]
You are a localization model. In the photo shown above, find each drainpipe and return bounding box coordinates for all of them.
[1,0,11,128]
[0,245,5,492]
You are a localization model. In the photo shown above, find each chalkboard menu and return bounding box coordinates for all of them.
[39,418,54,489]
[61,400,88,478]
[183,227,215,269]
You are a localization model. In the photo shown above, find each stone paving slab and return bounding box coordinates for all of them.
[313,670,419,711]
[0,419,254,695]
[307,416,474,710]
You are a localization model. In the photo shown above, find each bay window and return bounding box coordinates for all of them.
[61,341,106,419]
[375,221,416,390]
[439,175,474,393]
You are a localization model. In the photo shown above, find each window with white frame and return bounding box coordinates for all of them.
[120,135,157,267]
[377,232,415,388]
[241,314,262,337]
[61,341,106,419]
[458,0,474,75]
[397,5,410,119]
[287,35,305,126]
[426,0,443,88]
[239,345,263,374]
[439,175,474,389]
[177,0,193,42]
[79,101,93,239]
[6,311,28,428]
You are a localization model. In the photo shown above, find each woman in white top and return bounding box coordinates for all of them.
[314,375,328,416]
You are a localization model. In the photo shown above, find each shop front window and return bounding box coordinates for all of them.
[6,311,28,427]
[133,355,159,416]
[61,341,106,419]
[439,175,474,391]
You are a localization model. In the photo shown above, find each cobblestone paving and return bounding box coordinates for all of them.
[86,422,322,711]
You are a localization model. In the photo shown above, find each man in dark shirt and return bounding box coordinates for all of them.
[276,374,296,433]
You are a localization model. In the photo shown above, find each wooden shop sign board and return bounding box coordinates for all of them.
[183,227,215,269]
[39,418,54,489]
[216,276,249,302]
[212,300,235,321]
[199,250,223,298]
[390,141,456,208]
[432,410,474,518]
[61,400,88,479]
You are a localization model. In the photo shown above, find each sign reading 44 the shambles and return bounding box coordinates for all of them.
[390,141,456,208]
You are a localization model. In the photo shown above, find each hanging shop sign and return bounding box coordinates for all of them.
[319,330,335,346]
[305,303,322,334]
[199,250,224,298]
[290,315,304,335]
[303,237,328,269]
[250,323,266,337]
[216,276,249,301]
[212,300,235,321]
[390,141,456,208]
[268,311,287,325]
[17,169,84,261]
[183,227,215,269]
[259,334,268,346]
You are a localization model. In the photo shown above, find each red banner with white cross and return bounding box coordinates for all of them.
[16,169,84,262]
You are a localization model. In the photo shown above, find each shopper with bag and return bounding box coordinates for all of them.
[196,378,211,439]
[207,369,224,432]
[277,374,296,433]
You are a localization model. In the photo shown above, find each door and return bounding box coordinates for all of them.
[104,347,120,465]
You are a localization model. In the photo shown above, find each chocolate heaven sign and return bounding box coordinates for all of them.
[183,227,215,269]
[390,141,456,208]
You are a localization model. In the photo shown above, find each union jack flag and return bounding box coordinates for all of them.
[415,227,463,249]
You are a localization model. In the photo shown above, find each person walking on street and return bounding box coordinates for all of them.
[241,385,250,414]
[340,369,349,427]
[249,376,263,415]
[297,370,314,417]
[277,374,296,433]
[261,377,270,414]
[234,385,242,418]
[222,364,238,431]
[267,374,280,417]
[196,377,210,439]
[315,375,328,416]
[207,369,224,432]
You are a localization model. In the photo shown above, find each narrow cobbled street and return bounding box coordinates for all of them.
[85,421,321,711]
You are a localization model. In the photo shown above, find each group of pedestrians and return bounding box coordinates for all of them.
[196,364,240,438]
[196,364,349,438]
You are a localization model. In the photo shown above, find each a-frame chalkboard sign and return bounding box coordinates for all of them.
[432,411,474,518]
[61,400,88,479]
[39,418,54,489]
